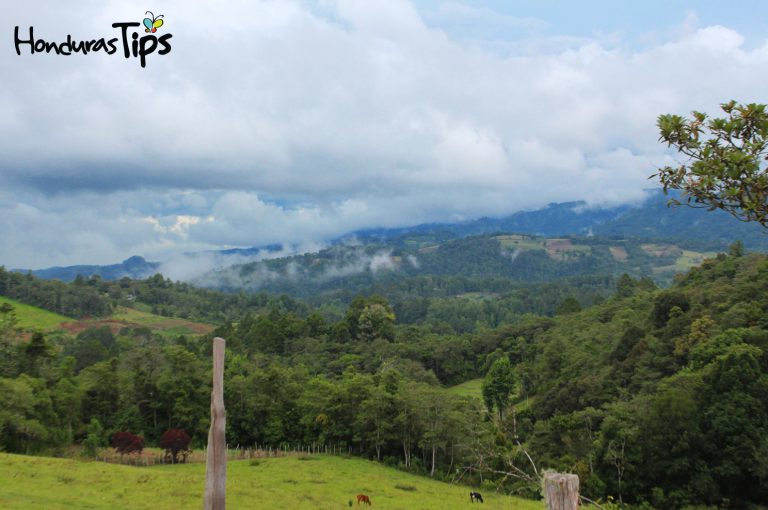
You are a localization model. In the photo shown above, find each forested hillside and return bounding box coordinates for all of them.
[1,246,767,509]
[199,233,717,300]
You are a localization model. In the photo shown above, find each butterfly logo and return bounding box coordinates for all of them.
[143,11,164,33]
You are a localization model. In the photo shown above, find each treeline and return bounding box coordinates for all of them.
[0,264,616,334]
[0,269,111,318]
[0,296,486,479]
[0,267,308,323]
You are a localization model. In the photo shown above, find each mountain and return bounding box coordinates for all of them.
[16,190,766,284]
[593,192,768,250]
[348,199,630,244]
[21,256,160,282]
[349,190,767,251]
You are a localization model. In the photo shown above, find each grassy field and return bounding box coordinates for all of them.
[0,453,544,510]
[110,307,214,337]
[448,378,483,399]
[446,380,534,415]
[0,297,214,337]
[652,249,719,275]
[0,296,72,331]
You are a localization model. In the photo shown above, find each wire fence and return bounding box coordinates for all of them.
[97,443,355,467]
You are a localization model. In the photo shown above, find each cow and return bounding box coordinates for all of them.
[356,494,372,506]
[470,491,484,503]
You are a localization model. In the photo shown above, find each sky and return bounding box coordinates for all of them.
[1,0,767,270]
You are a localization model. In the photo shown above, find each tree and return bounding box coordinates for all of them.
[482,357,516,420]
[555,296,582,316]
[357,303,396,342]
[655,101,768,226]
[159,428,191,463]
[615,273,635,298]
[82,418,104,458]
[111,431,144,455]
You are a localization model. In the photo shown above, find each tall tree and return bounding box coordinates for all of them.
[482,357,515,420]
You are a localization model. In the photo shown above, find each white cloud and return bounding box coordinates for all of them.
[1,1,766,269]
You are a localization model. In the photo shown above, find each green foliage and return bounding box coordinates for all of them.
[556,296,582,315]
[82,418,103,458]
[655,101,768,226]
[482,357,515,419]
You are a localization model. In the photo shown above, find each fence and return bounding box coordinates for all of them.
[97,443,357,467]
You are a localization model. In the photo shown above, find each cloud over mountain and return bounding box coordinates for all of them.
[1,1,766,268]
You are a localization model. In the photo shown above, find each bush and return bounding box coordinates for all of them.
[111,431,144,455]
[159,428,191,464]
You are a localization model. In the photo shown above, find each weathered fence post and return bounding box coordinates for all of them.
[204,337,226,510]
[543,472,579,510]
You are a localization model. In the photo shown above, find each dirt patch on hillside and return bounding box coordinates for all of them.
[609,246,629,261]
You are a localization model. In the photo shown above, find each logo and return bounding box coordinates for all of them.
[14,11,173,68]
[143,11,164,33]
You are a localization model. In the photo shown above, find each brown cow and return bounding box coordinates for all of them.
[356,494,372,506]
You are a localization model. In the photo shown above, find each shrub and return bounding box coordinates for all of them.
[111,431,144,455]
[159,428,191,464]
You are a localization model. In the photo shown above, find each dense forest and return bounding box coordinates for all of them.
[201,233,701,301]
[1,244,767,509]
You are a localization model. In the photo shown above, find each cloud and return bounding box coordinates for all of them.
[1,1,767,268]
[190,247,400,289]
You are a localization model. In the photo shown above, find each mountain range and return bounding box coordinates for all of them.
[14,190,766,285]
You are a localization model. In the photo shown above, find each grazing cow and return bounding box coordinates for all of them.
[356,494,372,506]
[470,491,484,503]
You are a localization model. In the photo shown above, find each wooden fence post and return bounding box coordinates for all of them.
[204,337,226,510]
[543,472,579,510]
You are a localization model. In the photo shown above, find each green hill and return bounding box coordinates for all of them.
[0,453,541,510]
[0,296,72,331]
[0,296,213,337]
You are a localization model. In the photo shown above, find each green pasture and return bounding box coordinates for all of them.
[0,453,544,510]
[0,296,71,331]
[495,235,546,251]
[110,306,214,336]
[448,378,483,399]
[653,249,718,274]
[446,380,534,414]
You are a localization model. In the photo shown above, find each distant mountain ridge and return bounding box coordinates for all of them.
[15,190,767,283]
[22,256,160,282]
[348,200,629,243]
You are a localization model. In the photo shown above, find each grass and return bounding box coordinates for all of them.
[496,235,547,251]
[0,296,213,337]
[676,250,718,271]
[0,453,544,509]
[56,306,216,337]
[0,296,72,331]
[653,250,718,274]
[446,381,534,413]
[448,378,483,399]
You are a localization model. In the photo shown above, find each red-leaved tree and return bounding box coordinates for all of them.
[111,431,144,455]
[160,428,191,464]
